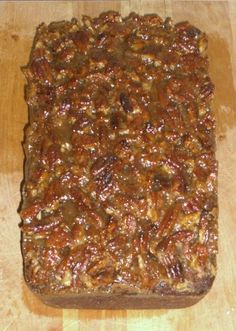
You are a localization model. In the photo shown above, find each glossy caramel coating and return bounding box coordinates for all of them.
[20,11,217,306]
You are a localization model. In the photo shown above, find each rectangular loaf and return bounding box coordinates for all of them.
[20,11,218,309]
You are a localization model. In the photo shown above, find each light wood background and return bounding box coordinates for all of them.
[1,1,236,330]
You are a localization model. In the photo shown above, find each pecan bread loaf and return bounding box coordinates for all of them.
[20,11,218,309]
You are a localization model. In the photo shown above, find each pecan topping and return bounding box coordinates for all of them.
[21,12,217,295]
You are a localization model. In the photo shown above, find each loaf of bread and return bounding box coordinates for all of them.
[20,11,218,309]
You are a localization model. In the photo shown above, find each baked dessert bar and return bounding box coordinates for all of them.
[20,11,218,308]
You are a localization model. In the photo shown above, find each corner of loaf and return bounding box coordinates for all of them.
[20,11,218,309]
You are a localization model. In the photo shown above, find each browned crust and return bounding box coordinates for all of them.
[37,292,206,309]
[26,274,214,309]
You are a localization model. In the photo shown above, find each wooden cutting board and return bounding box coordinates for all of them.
[1,1,236,330]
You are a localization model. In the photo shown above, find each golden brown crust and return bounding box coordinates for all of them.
[20,11,218,308]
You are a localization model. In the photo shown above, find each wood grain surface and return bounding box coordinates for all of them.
[1,1,236,330]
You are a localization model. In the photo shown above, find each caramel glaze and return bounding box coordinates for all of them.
[20,11,218,295]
